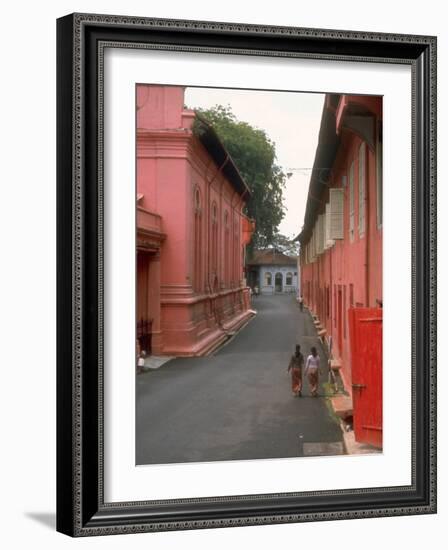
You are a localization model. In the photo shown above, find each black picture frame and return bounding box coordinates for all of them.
[56,13,437,537]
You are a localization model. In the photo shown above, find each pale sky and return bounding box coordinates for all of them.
[185,87,325,239]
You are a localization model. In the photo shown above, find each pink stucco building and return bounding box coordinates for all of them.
[297,94,383,446]
[136,85,255,357]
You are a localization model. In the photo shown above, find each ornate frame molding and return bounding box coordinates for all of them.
[57,13,436,537]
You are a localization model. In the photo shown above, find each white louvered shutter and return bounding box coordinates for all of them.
[325,203,331,247]
[329,188,344,240]
[310,230,314,262]
[314,219,320,256]
[321,214,326,252]
[325,202,335,248]
[311,227,316,262]
[317,214,325,254]
[315,218,321,255]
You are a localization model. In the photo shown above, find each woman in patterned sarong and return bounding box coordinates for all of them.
[287,344,304,397]
[305,346,321,397]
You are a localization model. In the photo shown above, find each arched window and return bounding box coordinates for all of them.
[265,272,272,286]
[211,202,218,274]
[194,188,202,292]
[286,272,293,285]
[224,211,230,285]
[233,219,239,285]
[195,188,201,210]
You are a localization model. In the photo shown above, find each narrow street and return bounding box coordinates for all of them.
[136,294,343,465]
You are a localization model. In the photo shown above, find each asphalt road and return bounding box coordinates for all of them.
[136,294,343,465]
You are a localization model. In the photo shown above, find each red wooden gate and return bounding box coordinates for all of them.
[348,308,383,448]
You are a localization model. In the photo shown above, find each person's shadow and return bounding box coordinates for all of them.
[25,512,56,530]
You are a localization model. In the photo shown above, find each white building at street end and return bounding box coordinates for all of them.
[247,249,298,295]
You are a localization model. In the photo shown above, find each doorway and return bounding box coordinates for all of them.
[275,272,283,293]
[337,287,343,356]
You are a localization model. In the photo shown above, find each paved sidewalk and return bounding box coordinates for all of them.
[142,355,174,370]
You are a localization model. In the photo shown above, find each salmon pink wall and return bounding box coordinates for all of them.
[136,84,254,356]
[301,95,382,392]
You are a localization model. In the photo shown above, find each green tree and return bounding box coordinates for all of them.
[193,105,286,252]
[270,233,300,256]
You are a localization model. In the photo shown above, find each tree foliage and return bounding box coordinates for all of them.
[269,234,300,256]
[194,105,287,252]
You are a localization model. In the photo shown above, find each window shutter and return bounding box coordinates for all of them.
[315,218,321,255]
[316,214,325,254]
[310,227,316,262]
[310,231,314,262]
[320,214,326,252]
[329,188,344,240]
[325,202,335,248]
[314,220,320,257]
[358,142,366,235]
[325,203,330,246]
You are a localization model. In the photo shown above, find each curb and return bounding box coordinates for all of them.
[338,419,382,455]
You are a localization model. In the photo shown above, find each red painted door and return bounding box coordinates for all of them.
[337,288,343,357]
[348,308,383,448]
